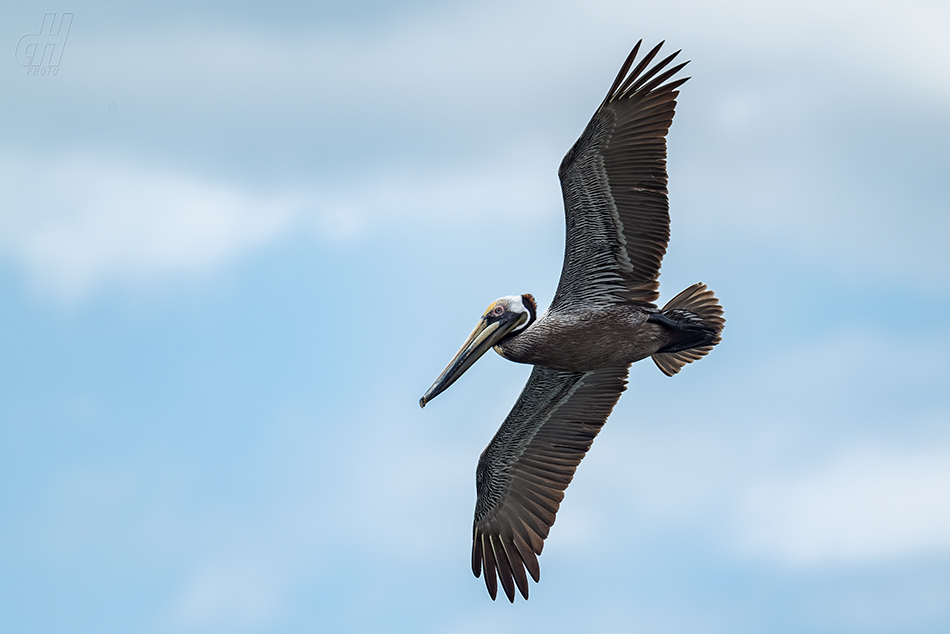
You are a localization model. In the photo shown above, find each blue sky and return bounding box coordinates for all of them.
[2,1,949,632]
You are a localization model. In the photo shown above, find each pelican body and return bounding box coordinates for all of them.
[421,41,725,602]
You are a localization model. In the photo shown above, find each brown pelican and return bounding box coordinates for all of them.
[420,41,724,602]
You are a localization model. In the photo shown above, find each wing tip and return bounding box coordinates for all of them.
[473,524,537,602]
[604,40,690,105]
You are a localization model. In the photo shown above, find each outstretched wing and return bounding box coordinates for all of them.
[472,365,629,601]
[552,41,689,310]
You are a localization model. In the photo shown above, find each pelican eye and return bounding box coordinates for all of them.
[492,305,505,316]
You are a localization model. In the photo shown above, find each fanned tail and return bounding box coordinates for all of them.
[652,283,724,376]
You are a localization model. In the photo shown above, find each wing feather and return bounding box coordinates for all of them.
[471,365,629,601]
[510,529,540,583]
[491,531,517,602]
[553,41,688,309]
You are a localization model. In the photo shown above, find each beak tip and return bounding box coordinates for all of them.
[419,397,427,409]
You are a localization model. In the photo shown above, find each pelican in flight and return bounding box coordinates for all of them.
[420,41,724,602]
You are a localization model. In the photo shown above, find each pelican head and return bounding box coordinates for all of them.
[420,294,536,408]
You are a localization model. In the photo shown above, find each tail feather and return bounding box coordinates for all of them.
[652,283,724,376]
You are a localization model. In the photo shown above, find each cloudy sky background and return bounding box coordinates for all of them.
[2,0,949,632]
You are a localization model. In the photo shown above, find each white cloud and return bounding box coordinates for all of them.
[321,144,560,224]
[734,445,950,567]
[0,145,562,300]
[6,0,948,301]
[62,0,950,110]
[0,154,300,300]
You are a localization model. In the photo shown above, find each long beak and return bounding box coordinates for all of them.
[419,312,525,408]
